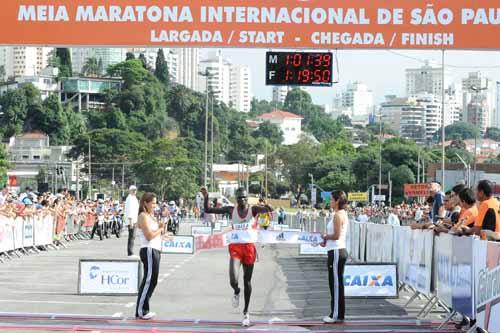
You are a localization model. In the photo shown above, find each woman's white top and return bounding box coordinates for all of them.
[137,213,162,251]
[325,210,348,251]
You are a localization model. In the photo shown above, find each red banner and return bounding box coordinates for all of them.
[1,0,500,49]
[404,183,431,197]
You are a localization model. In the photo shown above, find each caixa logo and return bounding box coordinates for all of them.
[89,266,100,279]
[344,274,394,287]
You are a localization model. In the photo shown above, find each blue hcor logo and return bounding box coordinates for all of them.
[89,266,100,280]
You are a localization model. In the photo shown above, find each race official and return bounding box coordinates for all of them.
[125,185,139,257]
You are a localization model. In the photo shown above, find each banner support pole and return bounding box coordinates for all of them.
[438,310,457,329]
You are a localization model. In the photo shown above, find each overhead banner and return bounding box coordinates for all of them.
[404,183,431,197]
[348,192,369,202]
[2,1,500,49]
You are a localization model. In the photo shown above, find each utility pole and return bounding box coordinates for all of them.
[198,70,211,187]
[210,93,215,191]
[121,163,125,200]
[378,112,382,196]
[264,144,268,198]
[441,50,446,189]
[246,165,249,194]
[112,167,115,199]
[88,136,92,200]
[388,171,392,207]
[76,161,80,201]
[55,163,58,192]
[417,151,421,184]
[237,161,241,187]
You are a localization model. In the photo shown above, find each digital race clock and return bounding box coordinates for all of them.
[265,51,333,87]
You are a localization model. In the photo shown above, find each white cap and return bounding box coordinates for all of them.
[129,185,137,191]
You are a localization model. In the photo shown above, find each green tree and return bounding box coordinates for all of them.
[366,122,397,136]
[139,53,149,70]
[134,138,201,200]
[337,114,352,127]
[126,52,135,61]
[486,127,500,141]
[390,165,415,204]
[252,121,283,146]
[0,143,9,186]
[154,49,170,87]
[81,57,100,77]
[249,98,280,117]
[437,122,480,141]
[55,48,72,77]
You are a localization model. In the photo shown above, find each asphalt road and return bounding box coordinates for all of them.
[0,222,460,332]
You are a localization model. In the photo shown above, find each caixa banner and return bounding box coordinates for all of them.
[162,236,194,254]
[345,264,398,298]
[78,260,140,295]
[2,0,500,49]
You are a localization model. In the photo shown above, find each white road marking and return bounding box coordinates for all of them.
[112,312,122,318]
[125,302,135,308]
[0,299,127,306]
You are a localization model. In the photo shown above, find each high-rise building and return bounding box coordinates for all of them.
[0,47,52,79]
[379,96,408,134]
[198,51,231,106]
[230,65,252,113]
[496,82,500,128]
[174,48,199,91]
[415,94,442,142]
[332,82,374,122]
[444,83,463,126]
[462,72,496,133]
[406,60,451,97]
[399,97,426,145]
[71,48,126,75]
[272,86,291,104]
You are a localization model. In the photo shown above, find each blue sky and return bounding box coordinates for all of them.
[203,49,500,107]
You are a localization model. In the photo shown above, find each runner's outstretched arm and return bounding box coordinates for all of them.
[200,187,233,215]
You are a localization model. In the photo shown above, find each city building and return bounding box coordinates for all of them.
[230,65,252,113]
[332,82,374,123]
[462,72,496,133]
[5,132,76,193]
[379,95,408,134]
[0,47,53,79]
[198,50,231,106]
[258,110,303,145]
[174,48,200,91]
[60,77,122,112]
[212,163,264,198]
[272,86,291,104]
[0,67,59,100]
[71,48,126,75]
[414,94,442,143]
[399,98,426,145]
[444,83,463,126]
[406,60,451,97]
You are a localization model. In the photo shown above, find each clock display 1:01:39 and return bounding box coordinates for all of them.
[284,53,332,84]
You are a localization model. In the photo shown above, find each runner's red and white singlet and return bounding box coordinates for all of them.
[229,206,257,265]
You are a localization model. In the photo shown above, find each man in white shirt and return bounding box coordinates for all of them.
[124,185,139,257]
[386,207,401,226]
[356,208,370,223]
[0,187,8,206]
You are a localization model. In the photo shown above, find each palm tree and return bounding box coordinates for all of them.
[81,57,100,77]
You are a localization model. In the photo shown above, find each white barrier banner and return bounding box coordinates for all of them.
[366,224,393,263]
[345,264,398,298]
[359,223,367,262]
[393,227,411,283]
[403,230,433,295]
[43,215,54,245]
[435,233,454,306]
[273,224,289,231]
[79,260,140,295]
[299,243,328,255]
[0,215,14,253]
[219,219,229,228]
[226,230,322,245]
[13,217,24,249]
[23,217,34,248]
[350,222,361,262]
[191,226,212,236]
[162,236,195,254]
[213,222,222,232]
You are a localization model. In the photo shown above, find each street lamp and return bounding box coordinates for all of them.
[470,84,488,186]
[198,69,212,187]
[377,112,383,196]
[210,90,221,192]
[455,153,471,187]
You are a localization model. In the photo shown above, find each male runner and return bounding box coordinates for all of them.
[200,187,273,327]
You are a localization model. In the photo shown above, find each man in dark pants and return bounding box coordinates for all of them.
[124,185,139,257]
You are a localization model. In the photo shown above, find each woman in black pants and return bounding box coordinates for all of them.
[135,192,165,320]
[321,190,349,323]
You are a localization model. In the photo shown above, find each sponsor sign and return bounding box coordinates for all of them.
[162,236,194,254]
[348,192,369,202]
[345,264,398,298]
[404,183,431,197]
[219,219,229,227]
[79,260,140,295]
[195,233,227,250]
[475,240,500,331]
[191,226,212,236]
[23,217,34,248]
[373,194,386,202]
[4,1,500,49]
[273,224,289,231]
